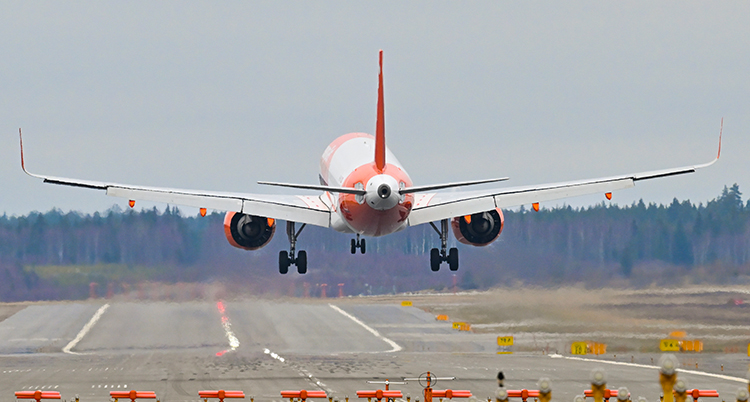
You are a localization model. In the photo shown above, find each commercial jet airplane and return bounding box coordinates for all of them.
[19,51,722,275]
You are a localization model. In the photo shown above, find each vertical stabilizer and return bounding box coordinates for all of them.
[375,50,386,172]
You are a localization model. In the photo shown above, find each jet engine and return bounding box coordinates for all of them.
[223,212,276,250]
[451,208,504,246]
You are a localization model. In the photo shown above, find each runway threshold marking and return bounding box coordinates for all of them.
[549,354,747,383]
[62,303,110,355]
[328,304,402,352]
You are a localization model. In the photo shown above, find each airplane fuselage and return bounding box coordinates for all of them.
[320,132,414,236]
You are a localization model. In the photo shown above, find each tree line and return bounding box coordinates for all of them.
[1,185,748,301]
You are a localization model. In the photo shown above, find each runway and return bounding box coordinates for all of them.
[0,298,746,402]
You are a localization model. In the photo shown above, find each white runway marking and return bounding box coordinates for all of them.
[62,303,110,355]
[328,304,402,352]
[549,354,747,383]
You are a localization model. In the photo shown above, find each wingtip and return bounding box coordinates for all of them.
[717,117,723,160]
[19,128,26,172]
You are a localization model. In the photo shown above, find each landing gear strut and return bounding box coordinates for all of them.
[429,219,458,272]
[279,221,307,274]
[350,234,366,254]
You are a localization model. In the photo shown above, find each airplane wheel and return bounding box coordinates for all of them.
[360,238,366,254]
[350,239,356,254]
[279,251,290,274]
[297,250,307,274]
[448,247,459,271]
[430,248,441,272]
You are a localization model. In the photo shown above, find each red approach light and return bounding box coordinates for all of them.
[431,390,473,399]
[507,390,541,401]
[199,390,246,401]
[532,202,540,212]
[356,390,404,400]
[15,391,62,401]
[110,390,157,401]
[200,207,207,217]
[128,200,135,208]
[281,390,328,401]
[605,192,612,200]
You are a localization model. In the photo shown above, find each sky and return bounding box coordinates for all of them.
[1,2,748,216]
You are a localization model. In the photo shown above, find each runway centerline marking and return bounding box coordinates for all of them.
[328,304,402,352]
[549,354,747,383]
[62,303,110,355]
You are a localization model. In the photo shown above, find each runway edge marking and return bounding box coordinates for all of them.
[549,354,747,383]
[62,303,110,355]
[328,304,402,352]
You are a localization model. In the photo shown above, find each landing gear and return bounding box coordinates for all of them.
[350,234,366,254]
[429,219,459,272]
[279,221,307,274]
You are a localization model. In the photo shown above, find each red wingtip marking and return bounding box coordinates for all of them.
[375,50,386,172]
[717,117,723,160]
[19,128,26,171]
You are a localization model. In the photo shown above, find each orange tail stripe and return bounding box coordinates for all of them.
[375,50,386,172]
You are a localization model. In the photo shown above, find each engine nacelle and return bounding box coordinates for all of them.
[223,212,276,250]
[451,208,504,247]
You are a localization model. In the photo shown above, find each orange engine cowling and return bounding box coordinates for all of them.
[451,208,504,247]
[223,212,276,250]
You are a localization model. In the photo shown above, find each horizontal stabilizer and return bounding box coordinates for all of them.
[258,181,366,196]
[399,177,509,195]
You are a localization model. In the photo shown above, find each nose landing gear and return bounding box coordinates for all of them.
[279,221,307,274]
[429,219,459,271]
[351,233,366,254]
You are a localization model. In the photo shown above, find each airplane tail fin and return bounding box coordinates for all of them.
[375,50,386,172]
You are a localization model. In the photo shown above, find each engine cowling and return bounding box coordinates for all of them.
[223,212,276,250]
[451,208,504,246]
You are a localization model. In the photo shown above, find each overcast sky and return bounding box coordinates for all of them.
[2,2,748,216]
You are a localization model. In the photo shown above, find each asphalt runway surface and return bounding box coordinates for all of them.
[0,298,747,402]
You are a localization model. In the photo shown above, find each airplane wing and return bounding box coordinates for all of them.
[19,131,331,227]
[408,126,722,227]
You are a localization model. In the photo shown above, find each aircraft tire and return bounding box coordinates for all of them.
[350,239,356,254]
[297,250,307,274]
[448,247,459,271]
[430,248,441,271]
[360,238,366,254]
[279,251,290,274]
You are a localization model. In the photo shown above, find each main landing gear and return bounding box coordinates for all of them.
[279,221,307,274]
[351,234,366,254]
[429,219,458,272]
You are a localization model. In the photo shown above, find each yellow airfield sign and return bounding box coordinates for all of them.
[497,336,514,346]
[401,301,413,306]
[571,342,587,355]
[660,339,680,351]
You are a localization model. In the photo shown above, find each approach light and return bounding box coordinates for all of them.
[538,378,552,394]
[674,380,687,394]
[617,388,629,402]
[659,354,679,376]
[591,368,607,386]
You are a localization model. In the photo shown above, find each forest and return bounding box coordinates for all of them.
[0,184,748,301]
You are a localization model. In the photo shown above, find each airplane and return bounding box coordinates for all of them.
[19,50,722,275]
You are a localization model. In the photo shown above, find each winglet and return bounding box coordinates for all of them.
[691,118,723,170]
[717,117,722,160]
[19,128,44,179]
[19,128,31,176]
[374,50,386,172]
